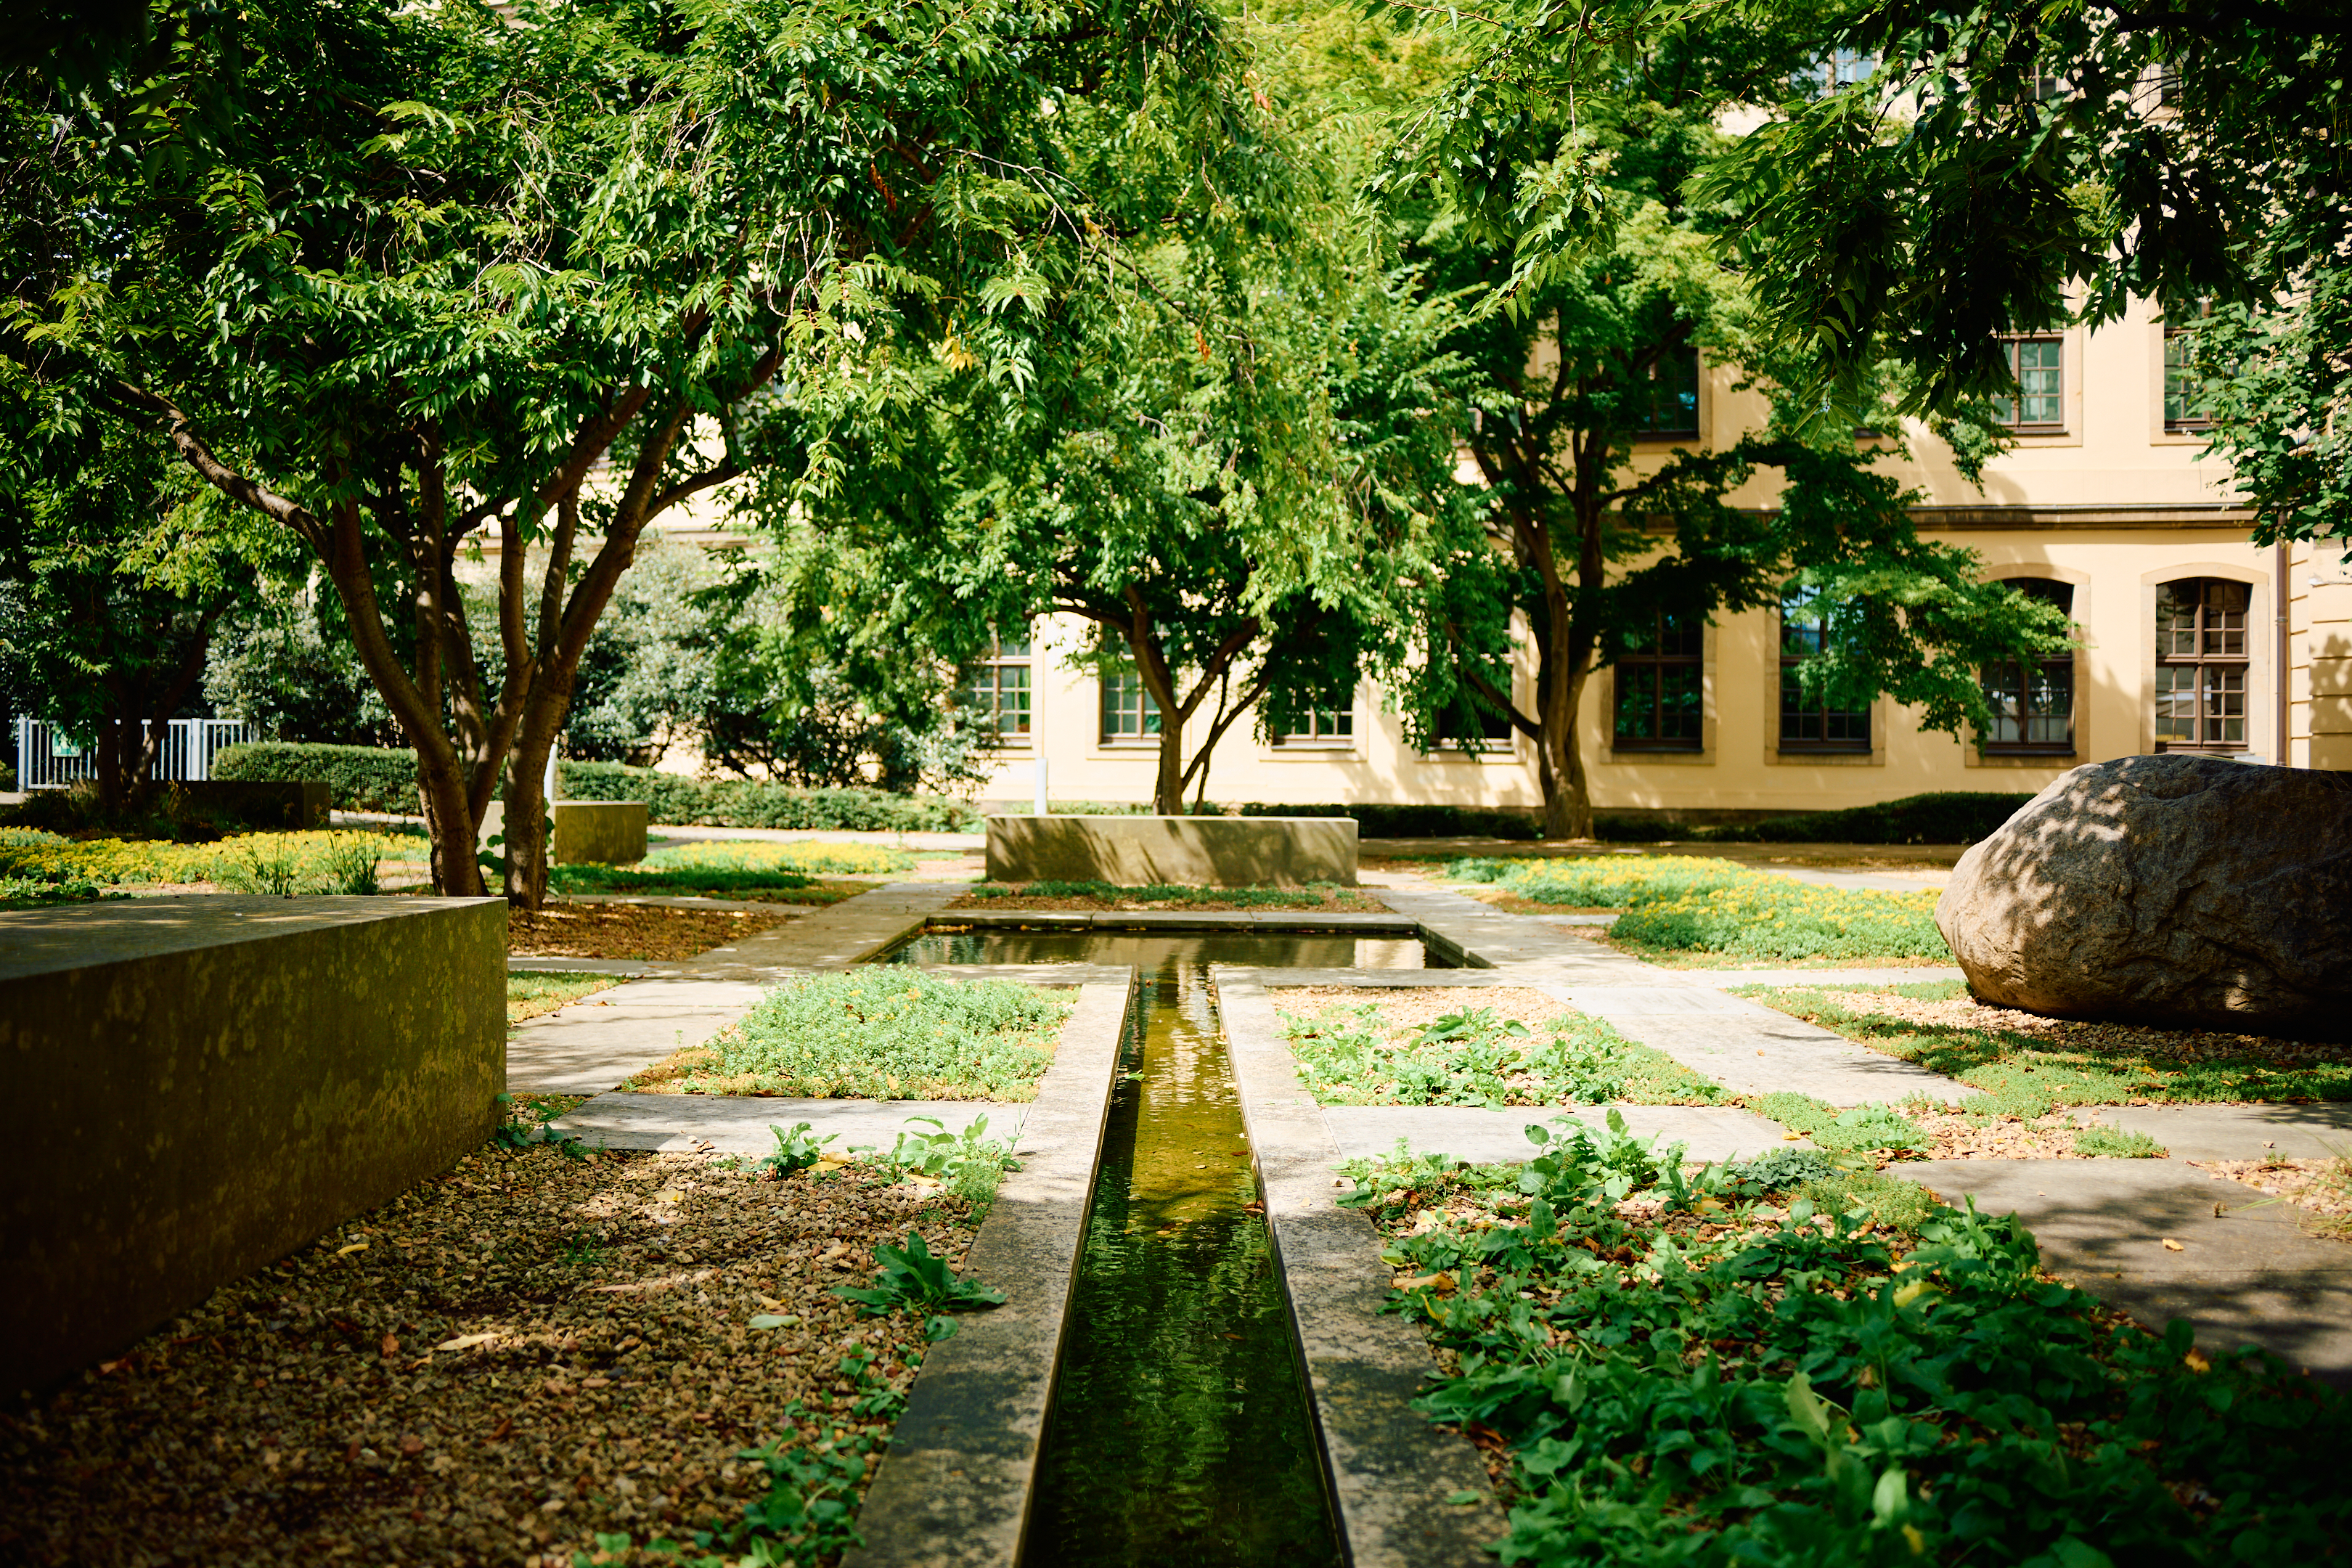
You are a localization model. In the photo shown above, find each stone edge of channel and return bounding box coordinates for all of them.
[1215,966,1513,1568]
[840,971,1136,1568]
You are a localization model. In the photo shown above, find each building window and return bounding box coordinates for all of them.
[1630,338,1699,439]
[1779,587,1871,751]
[1805,47,1877,91]
[1993,336,2065,430]
[1981,579,2075,754]
[964,629,1032,743]
[2155,578,2249,751]
[1274,703,1354,748]
[2164,321,2216,432]
[1434,690,1514,749]
[1099,667,1161,744]
[1614,610,1703,750]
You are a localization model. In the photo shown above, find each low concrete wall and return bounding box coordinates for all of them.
[552,800,648,865]
[0,894,506,1391]
[985,814,1357,887]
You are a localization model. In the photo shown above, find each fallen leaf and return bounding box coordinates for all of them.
[436,1334,498,1353]
[747,1314,801,1331]
[2185,1348,2211,1373]
[380,1334,399,1357]
[335,1242,368,1257]
[2162,1238,2185,1251]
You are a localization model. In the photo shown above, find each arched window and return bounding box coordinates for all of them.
[1779,587,1870,751]
[1981,579,2075,754]
[2155,578,2249,751]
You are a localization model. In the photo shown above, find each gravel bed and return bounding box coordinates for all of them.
[0,1143,978,1567]
[509,903,788,961]
[2198,1158,2352,1233]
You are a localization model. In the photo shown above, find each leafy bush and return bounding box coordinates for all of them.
[1278,1001,1720,1106]
[1752,1090,1932,1153]
[854,1114,1022,1205]
[560,759,974,831]
[1597,791,2033,846]
[1357,1112,2352,1567]
[1237,801,1543,838]
[0,828,419,889]
[212,742,419,812]
[695,970,1072,1101]
[836,1230,1006,1318]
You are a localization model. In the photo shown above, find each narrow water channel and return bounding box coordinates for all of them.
[884,929,1432,1568]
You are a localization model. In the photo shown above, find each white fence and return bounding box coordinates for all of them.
[15,719,258,791]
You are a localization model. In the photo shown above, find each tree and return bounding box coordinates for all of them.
[0,403,268,813]
[1366,1,2075,837]
[1,0,1247,897]
[1707,0,2350,542]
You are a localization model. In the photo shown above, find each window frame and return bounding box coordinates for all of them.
[2162,308,2217,433]
[1097,666,1162,747]
[1629,335,1701,442]
[1777,588,1872,754]
[963,629,1034,747]
[1611,609,1705,753]
[1979,579,2078,757]
[1270,702,1356,750]
[1991,334,2068,433]
[2153,577,2251,753]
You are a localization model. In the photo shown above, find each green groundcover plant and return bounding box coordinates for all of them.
[693,971,1071,1102]
[1352,1114,2352,1566]
[551,838,912,899]
[1744,984,2352,1107]
[1446,857,1948,963]
[1279,1002,1720,1107]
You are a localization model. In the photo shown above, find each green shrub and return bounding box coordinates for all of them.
[696,970,1071,1101]
[2074,1125,2168,1158]
[1359,1114,2352,1566]
[1277,1001,1720,1106]
[214,742,980,830]
[1237,801,1543,839]
[0,828,419,889]
[213,742,419,812]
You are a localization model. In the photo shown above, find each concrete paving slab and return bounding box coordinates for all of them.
[507,1004,744,1095]
[1569,986,1749,1016]
[1602,1008,1969,1104]
[2084,1102,2352,1161]
[1320,1103,1799,1166]
[1214,970,1512,1567]
[1902,1159,2352,1384]
[550,1090,1024,1153]
[846,977,1136,1568]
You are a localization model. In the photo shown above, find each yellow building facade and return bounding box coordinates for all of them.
[959,293,2351,817]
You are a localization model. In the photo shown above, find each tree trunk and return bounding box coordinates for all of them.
[1535,671,1596,840]
[1152,724,1185,814]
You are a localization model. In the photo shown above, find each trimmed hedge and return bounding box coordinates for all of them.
[212,743,979,831]
[212,743,417,812]
[1236,801,1543,839]
[1599,790,2033,846]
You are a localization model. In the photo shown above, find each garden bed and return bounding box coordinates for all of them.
[621,969,1073,1102]
[507,972,626,1025]
[0,1130,982,1568]
[553,841,915,906]
[1741,982,2352,1104]
[0,826,425,898]
[1347,1118,2352,1564]
[2197,1156,2352,1237]
[508,904,788,962]
[1442,854,1952,965]
[950,880,1385,912]
[1272,985,1720,1106]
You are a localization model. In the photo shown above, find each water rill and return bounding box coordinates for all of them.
[885,929,1432,1567]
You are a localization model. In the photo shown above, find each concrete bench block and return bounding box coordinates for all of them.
[0,894,506,1391]
[552,800,648,865]
[984,814,1357,887]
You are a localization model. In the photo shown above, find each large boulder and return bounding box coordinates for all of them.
[1935,754,2352,1035]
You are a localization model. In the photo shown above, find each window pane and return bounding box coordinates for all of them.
[2164,330,2213,428]
[1983,663,2024,744]
[2017,339,2062,424]
[1657,666,1703,740]
[2157,584,2200,658]
[2025,661,2073,746]
[1100,671,1160,738]
[1616,666,1660,740]
[2155,666,2199,742]
[2208,668,2245,744]
[2204,581,2248,655]
[1633,343,1699,436]
[1780,587,1827,656]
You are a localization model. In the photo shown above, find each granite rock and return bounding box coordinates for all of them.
[1935,754,2352,1034]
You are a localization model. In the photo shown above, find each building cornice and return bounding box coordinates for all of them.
[1907,502,2255,532]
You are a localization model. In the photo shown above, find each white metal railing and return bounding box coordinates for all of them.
[15,718,258,790]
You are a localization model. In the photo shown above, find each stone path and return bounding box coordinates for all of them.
[1319,1103,1795,1165]
[551,1090,1021,1154]
[1686,965,1968,988]
[1905,1159,2352,1384]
